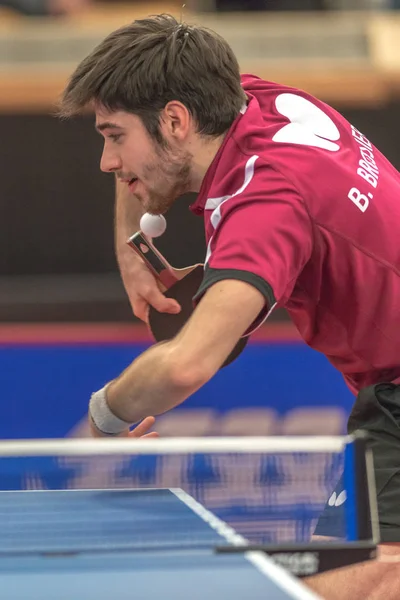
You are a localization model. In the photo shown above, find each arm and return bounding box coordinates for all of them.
[91,278,265,436]
[114,177,180,321]
[92,165,312,436]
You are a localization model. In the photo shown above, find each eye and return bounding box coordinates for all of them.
[108,133,123,143]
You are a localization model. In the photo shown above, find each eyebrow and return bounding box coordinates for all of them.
[95,122,123,133]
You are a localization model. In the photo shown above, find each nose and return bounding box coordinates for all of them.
[100,146,122,173]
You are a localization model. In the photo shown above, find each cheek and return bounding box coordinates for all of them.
[131,148,155,176]
[141,156,164,181]
[122,146,137,165]
[123,137,142,160]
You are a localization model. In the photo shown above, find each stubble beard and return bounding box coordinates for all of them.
[137,144,193,215]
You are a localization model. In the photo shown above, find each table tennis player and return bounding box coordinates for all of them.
[59,14,400,600]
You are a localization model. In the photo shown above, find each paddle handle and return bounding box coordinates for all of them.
[127,231,178,289]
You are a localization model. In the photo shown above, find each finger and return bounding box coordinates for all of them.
[128,431,159,439]
[132,297,150,323]
[146,288,181,314]
[130,416,156,438]
[133,294,180,322]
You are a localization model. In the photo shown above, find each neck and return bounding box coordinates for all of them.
[188,133,226,192]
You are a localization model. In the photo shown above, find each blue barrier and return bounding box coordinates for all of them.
[0,337,354,439]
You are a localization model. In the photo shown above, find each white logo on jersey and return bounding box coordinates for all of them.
[204,154,259,264]
[328,490,347,507]
[272,93,340,152]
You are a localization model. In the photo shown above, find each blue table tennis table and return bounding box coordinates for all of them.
[0,488,320,600]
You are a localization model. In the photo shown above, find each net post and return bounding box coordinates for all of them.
[344,431,380,544]
[343,437,358,542]
[354,431,380,544]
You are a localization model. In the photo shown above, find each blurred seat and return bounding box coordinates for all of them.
[155,409,219,437]
[280,407,347,436]
[219,408,279,436]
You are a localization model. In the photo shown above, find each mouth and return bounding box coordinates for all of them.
[127,177,138,191]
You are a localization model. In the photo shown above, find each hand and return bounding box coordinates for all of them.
[90,416,159,439]
[127,416,159,439]
[123,257,181,323]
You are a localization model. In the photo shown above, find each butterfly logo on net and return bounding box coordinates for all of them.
[272,93,341,152]
[328,490,347,507]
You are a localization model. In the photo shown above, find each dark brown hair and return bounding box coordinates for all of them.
[59,14,246,144]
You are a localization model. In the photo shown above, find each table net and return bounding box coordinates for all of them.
[0,437,350,555]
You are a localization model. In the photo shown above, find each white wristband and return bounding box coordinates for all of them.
[89,385,131,436]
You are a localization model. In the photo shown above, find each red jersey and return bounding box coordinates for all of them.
[190,74,400,395]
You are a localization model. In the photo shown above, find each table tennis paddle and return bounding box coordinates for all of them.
[127,231,248,368]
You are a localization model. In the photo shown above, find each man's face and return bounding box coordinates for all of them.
[95,107,192,214]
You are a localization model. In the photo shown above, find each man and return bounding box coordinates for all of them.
[60,14,400,598]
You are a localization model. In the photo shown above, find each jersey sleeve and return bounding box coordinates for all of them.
[194,161,313,332]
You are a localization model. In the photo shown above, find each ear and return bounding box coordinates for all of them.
[159,101,191,141]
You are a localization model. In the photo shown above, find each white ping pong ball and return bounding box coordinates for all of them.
[140,213,167,238]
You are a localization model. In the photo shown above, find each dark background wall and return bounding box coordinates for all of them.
[0,114,205,277]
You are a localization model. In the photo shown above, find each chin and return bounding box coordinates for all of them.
[134,195,158,215]
[146,198,175,216]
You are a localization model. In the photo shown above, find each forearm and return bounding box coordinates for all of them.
[106,341,204,425]
[114,177,144,280]
[90,279,265,436]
